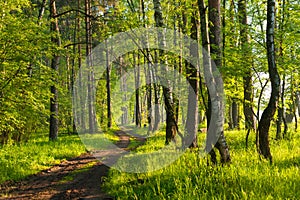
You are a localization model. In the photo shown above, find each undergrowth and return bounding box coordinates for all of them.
[0,133,86,184]
[104,128,300,199]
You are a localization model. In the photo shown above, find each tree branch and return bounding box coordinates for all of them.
[54,9,96,20]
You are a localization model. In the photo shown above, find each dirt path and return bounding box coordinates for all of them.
[0,130,145,200]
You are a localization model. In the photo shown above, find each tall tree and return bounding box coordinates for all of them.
[258,0,280,163]
[106,40,112,128]
[186,9,199,148]
[153,0,178,145]
[276,0,288,139]
[198,0,231,163]
[85,0,97,132]
[49,0,61,140]
[238,0,256,147]
[134,53,141,127]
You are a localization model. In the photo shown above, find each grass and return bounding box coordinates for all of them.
[0,132,86,184]
[104,128,300,199]
[79,128,120,151]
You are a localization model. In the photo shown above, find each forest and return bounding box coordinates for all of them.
[0,0,299,199]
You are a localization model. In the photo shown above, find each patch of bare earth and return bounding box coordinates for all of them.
[0,130,145,200]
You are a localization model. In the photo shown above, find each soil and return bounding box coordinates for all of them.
[0,130,145,200]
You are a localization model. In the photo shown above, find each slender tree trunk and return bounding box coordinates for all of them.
[77,6,86,131]
[290,76,297,132]
[208,0,231,164]
[238,0,256,147]
[296,91,300,118]
[198,0,231,164]
[258,0,280,163]
[186,11,199,148]
[38,0,47,24]
[85,0,97,133]
[140,0,153,132]
[49,0,61,141]
[276,0,288,139]
[153,0,178,145]
[276,75,287,139]
[152,50,160,131]
[120,57,128,125]
[231,99,239,129]
[105,40,112,128]
[134,53,141,127]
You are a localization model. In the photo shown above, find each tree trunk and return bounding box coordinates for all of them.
[198,0,231,164]
[120,57,128,125]
[105,40,112,128]
[258,0,280,163]
[208,0,231,164]
[186,11,199,148]
[152,50,160,131]
[276,77,287,139]
[231,99,239,129]
[85,0,97,133]
[153,0,178,145]
[134,53,141,127]
[296,91,300,117]
[49,0,60,141]
[38,0,47,24]
[238,0,256,142]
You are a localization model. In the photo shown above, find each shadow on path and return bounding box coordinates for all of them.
[0,130,143,200]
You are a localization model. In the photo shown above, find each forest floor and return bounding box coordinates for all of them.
[0,130,145,200]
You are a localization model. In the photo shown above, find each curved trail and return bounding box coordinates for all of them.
[0,130,145,200]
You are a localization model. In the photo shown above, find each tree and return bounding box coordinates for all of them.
[0,0,51,144]
[153,0,178,145]
[198,0,231,163]
[238,0,256,147]
[257,0,281,163]
[49,0,61,141]
[85,0,97,133]
[186,8,199,148]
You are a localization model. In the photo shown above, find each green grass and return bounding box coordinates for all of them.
[104,128,300,199]
[79,129,120,151]
[0,133,86,184]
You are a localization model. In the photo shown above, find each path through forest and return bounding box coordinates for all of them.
[0,130,145,200]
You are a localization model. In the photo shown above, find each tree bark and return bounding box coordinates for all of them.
[134,53,141,127]
[238,0,256,141]
[258,0,280,163]
[208,0,231,164]
[85,0,97,133]
[198,0,231,163]
[296,91,300,118]
[49,0,61,141]
[38,0,47,24]
[186,11,199,148]
[105,40,112,128]
[152,50,160,131]
[230,99,239,129]
[153,0,178,145]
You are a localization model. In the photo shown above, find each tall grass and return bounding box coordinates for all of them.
[0,133,86,184]
[104,129,300,199]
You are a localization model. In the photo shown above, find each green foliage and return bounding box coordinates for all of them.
[0,132,86,184]
[0,0,52,144]
[104,129,300,199]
